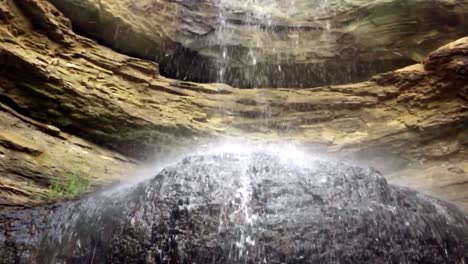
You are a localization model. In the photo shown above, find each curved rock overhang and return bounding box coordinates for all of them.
[47,0,468,88]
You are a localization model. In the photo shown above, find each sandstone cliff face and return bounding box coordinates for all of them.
[0,103,136,207]
[47,0,468,87]
[0,0,467,211]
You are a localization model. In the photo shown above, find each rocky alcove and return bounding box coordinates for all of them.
[0,0,467,263]
[47,0,468,87]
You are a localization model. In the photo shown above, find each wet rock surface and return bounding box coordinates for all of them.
[46,0,468,88]
[1,0,468,209]
[1,152,467,263]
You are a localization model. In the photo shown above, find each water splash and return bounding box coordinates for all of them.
[2,146,467,263]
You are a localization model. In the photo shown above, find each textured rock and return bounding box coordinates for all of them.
[0,0,467,211]
[0,152,467,263]
[0,102,136,209]
[46,0,468,87]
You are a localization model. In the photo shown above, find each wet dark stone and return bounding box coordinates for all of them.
[1,152,467,263]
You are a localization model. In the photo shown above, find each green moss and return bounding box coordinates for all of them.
[47,171,92,200]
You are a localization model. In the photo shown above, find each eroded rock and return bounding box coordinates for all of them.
[0,101,137,208]
[46,0,468,87]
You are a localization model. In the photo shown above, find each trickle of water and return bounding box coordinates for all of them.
[212,0,336,88]
[211,1,338,135]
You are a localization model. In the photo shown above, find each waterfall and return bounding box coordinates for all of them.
[211,0,336,88]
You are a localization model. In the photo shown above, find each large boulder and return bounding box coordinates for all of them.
[46,0,468,87]
[0,151,467,263]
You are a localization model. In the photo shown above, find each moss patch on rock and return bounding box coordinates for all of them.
[47,171,92,200]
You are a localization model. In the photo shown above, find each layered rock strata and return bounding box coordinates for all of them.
[0,0,466,211]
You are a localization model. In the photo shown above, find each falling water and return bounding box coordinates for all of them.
[210,1,339,134]
[1,143,467,263]
[212,0,337,88]
[1,1,468,263]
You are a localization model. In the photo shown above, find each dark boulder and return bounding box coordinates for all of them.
[1,152,467,263]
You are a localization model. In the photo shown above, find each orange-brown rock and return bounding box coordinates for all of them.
[47,0,468,88]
